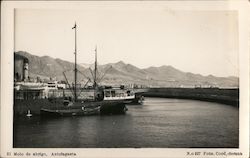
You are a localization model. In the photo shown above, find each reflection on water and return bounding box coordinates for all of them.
[14,98,239,148]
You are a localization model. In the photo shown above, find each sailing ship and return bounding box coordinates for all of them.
[40,22,128,116]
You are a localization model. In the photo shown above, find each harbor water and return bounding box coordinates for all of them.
[14,97,239,148]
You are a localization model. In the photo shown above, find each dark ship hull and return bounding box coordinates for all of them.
[40,105,101,117]
[14,98,128,117]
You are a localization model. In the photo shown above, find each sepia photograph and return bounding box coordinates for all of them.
[1,1,249,158]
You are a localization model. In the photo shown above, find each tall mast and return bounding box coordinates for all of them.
[94,45,97,89]
[72,22,77,102]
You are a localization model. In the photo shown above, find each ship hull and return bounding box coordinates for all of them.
[40,106,100,117]
[14,99,128,116]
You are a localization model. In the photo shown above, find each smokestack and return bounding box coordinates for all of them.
[23,58,29,81]
[14,52,29,82]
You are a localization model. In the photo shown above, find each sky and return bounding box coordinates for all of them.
[14,5,239,77]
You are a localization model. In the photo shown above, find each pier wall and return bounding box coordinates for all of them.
[143,88,239,106]
[14,99,61,116]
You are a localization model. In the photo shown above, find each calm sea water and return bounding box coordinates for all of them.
[13,98,239,148]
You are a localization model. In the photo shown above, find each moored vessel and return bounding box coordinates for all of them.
[14,22,128,117]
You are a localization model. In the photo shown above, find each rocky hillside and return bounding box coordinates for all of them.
[15,51,239,88]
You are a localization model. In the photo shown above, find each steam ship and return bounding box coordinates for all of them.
[14,22,130,117]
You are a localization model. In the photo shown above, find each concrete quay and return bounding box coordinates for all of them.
[143,88,239,106]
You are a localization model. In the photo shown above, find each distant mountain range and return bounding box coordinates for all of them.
[14,51,239,88]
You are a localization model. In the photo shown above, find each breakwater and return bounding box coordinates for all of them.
[143,88,239,106]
